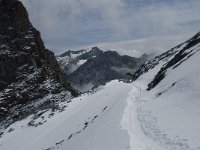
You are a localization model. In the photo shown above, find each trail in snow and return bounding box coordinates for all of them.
[1,77,199,150]
[121,82,165,150]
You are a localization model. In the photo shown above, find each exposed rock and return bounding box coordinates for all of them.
[0,0,78,124]
[57,47,149,92]
[132,31,200,91]
[147,32,200,90]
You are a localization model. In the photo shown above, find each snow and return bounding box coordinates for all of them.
[70,53,82,58]
[78,59,87,65]
[56,49,88,72]
[56,56,87,73]
[130,44,200,150]
[56,55,71,69]
[0,80,131,150]
[121,82,165,150]
[1,39,200,150]
[139,49,200,149]
[68,59,87,73]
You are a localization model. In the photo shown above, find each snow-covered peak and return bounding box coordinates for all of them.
[57,47,102,71]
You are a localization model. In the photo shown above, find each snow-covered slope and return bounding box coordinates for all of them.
[56,49,89,74]
[132,32,200,149]
[121,31,200,150]
[0,80,132,150]
[1,31,200,149]
[1,22,200,150]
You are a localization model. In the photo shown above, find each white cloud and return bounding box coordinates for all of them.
[21,0,126,38]
[72,33,193,57]
[20,0,200,54]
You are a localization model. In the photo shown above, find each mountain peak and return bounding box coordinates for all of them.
[91,46,101,51]
[0,0,30,33]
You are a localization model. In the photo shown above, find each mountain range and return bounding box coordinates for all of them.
[0,0,200,150]
[57,47,149,91]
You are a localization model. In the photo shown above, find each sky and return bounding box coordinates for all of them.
[20,0,200,56]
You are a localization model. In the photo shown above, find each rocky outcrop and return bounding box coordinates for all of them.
[0,0,78,124]
[132,32,200,91]
[147,32,200,90]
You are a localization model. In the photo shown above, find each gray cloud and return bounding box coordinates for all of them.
[20,0,200,55]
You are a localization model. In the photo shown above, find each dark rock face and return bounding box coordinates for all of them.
[0,0,77,123]
[58,47,148,92]
[0,0,30,33]
[147,32,200,90]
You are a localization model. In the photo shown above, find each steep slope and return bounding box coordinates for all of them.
[1,32,200,150]
[122,31,200,150]
[57,47,148,92]
[133,32,200,83]
[0,0,77,130]
[0,80,132,150]
[1,1,200,149]
[136,47,200,149]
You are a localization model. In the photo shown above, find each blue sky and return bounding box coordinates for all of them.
[21,0,200,55]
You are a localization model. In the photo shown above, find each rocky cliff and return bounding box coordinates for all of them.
[0,0,78,127]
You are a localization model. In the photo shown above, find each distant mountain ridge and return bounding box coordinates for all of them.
[57,47,149,91]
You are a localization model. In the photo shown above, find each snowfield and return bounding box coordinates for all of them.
[1,36,200,150]
[0,81,132,150]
